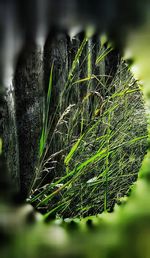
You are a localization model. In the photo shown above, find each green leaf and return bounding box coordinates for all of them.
[39,129,45,157]
[64,134,85,166]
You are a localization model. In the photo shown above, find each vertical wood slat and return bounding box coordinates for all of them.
[14,41,43,197]
[3,87,20,193]
[0,88,13,201]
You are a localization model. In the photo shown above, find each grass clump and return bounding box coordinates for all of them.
[29,37,147,219]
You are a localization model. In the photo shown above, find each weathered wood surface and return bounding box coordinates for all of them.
[14,41,43,197]
[0,0,149,199]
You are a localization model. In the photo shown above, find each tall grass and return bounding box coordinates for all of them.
[29,36,147,218]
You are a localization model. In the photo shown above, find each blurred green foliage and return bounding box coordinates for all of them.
[1,4,150,258]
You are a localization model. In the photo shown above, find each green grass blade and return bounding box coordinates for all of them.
[39,63,54,158]
[64,134,85,167]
